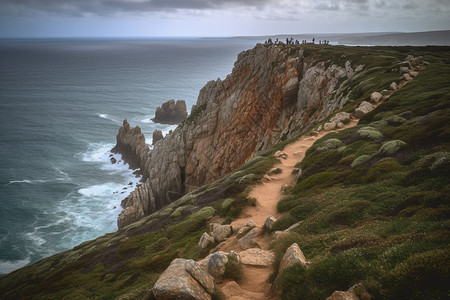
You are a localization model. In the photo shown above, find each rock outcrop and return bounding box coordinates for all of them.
[152,99,188,124]
[152,129,163,145]
[152,258,215,300]
[114,43,365,228]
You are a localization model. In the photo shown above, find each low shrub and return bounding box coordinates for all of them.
[362,158,402,182]
[317,138,344,152]
[357,126,383,140]
[378,140,406,156]
[223,255,243,282]
[351,155,371,168]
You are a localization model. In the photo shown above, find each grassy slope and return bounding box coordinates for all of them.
[0,45,448,299]
[271,52,450,299]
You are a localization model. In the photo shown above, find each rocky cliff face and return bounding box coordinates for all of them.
[115,43,363,228]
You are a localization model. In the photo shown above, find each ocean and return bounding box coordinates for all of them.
[0,38,258,274]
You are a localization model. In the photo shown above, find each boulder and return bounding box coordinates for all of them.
[354,101,373,118]
[279,243,308,274]
[239,248,275,266]
[327,283,372,300]
[209,223,232,242]
[198,232,214,249]
[403,73,412,81]
[264,216,277,230]
[246,220,257,228]
[336,122,344,128]
[238,227,262,250]
[207,251,229,278]
[152,129,163,145]
[152,258,214,300]
[370,92,383,103]
[389,81,399,91]
[324,122,336,131]
[330,112,351,124]
[152,99,188,124]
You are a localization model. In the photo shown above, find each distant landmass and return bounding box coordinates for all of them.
[230,30,450,46]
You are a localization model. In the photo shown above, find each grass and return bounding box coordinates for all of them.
[1,44,449,300]
[271,54,450,299]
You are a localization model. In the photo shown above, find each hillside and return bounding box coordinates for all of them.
[0,44,449,299]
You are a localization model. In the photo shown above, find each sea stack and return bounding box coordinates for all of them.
[152,99,188,124]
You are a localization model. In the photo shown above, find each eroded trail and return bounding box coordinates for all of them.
[219,119,359,300]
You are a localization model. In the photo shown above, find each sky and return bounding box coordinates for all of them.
[0,0,449,38]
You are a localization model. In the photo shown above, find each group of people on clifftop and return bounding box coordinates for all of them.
[264,37,331,45]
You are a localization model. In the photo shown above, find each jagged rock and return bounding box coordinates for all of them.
[355,101,374,118]
[198,232,214,249]
[152,129,163,145]
[239,248,275,266]
[152,258,214,300]
[114,44,372,228]
[264,216,277,230]
[209,223,232,242]
[207,251,228,278]
[238,227,262,250]
[152,99,188,124]
[370,92,383,103]
[279,243,308,274]
[389,81,399,90]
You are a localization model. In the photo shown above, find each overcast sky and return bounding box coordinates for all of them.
[0,0,449,37]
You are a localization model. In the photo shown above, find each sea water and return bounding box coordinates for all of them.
[0,38,258,274]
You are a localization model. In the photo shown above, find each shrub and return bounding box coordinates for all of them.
[317,138,344,152]
[357,126,383,140]
[385,115,407,126]
[223,255,243,282]
[383,249,450,299]
[378,140,406,156]
[415,151,450,171]
[363,158,401,182]
[269,167,283,175]
[351,155,371,168]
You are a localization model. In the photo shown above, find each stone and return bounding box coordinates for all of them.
[409,70,419,77]
[354,101,373,118]
[330,112,351,124]
[246,220,257,228]
[198,232,214,249]
[239,248,275,266]
[152,99,188,124]
[399,66,409,73]
[207,251,229,278]
[238,227,262,250]
[110,157,117,164]
[152,129,163,145]
[236,226,251,238]
[336,122,344,128]
[324,122,336,131]
[264,216,277,230]
[152,258,214,300]
[273,231,289,240]
[389,81,399,90]
[279,243,308,274]
[403,73,412,81]
[370,92,383,103]
[349,283,372,300]
[229,250,240,263]
[209,223,232,242]
[326,291,359,300]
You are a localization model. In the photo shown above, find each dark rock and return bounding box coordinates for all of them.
[152,99,188,125]
[110,157,117,164]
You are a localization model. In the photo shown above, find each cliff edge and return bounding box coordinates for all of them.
[114,43,364,228]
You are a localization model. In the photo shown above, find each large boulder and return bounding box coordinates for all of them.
[152,99,188,124]
[209,223,232,242]
[264,216,277,230]
[152,258,215,300]
[370,92,383,103]
[198,232,214,249]
[238,227,262,250]
[207,251,229,278]
[279,243,308,274]
[354,101,373,118]
[239,248,275,267]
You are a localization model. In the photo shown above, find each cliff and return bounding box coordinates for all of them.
[1,45,448,300]
[115,43,366,228]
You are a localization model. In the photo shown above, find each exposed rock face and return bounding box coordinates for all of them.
[152,129,163,145]
[152,258,215,300]
[152,99,188,124]
[114,43,364,228]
